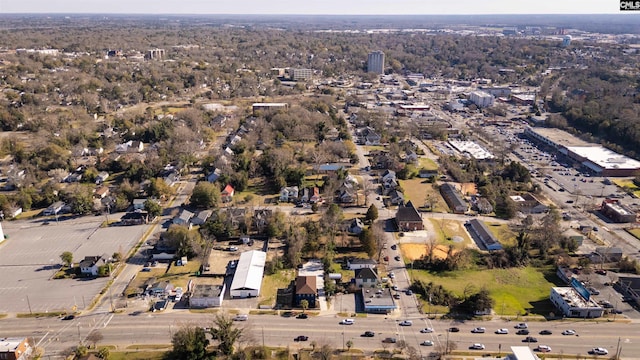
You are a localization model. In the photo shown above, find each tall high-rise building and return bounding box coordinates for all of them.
[367,51,385,74]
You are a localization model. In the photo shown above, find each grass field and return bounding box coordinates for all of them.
[626,228,640,240]
[408,266,560,316]
[108,351,166,360]
[234,178,278,206]
[613,179,640,197]
[398,178,448,212]
[124,260,201,297]
[260,269,296,306]
[418,157,439,171]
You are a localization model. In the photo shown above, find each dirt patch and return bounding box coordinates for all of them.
[400,243,457,261]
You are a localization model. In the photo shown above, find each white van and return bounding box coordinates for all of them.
[340,318,355,325]
[233,314,248,321]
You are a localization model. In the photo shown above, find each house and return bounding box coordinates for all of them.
[339,188,356,203]
[79,254,109,276]
[190,283,226,308]
[151,251,176,262]
[395,201,424,231]
[253,209,272,231]
[120,211,149,225]
[191,210,212,226]
[440,183,468,214]
[466,219,502,251]
[295,276,318,308]
[163,171,180,187]
[95,171,109,184]
[347,258,377,270]
[357,127,381,145]
[510,193,548,214]
[173,209,194,226]
[94,186,110,199]
[418,169,438,179]
[116,140,144,153]
[300,187,310,203]
[6,206,22,219]
[354,267,379,288]
[63,173,82,183]
[381,170,396,186]
[317,163,346,173]
[132,198,147,211]
[279,186,299,203]
[591,247,624,263]
[43,201,65,216]
[475,197,494,214]
[221,184,235,203]
[348,218,365,235]
[225,208,246,228]
[0,337,32,360]
[309,187,321,203]
[388,189,404,205]
[404,151,418,164]
[206,168,222,183]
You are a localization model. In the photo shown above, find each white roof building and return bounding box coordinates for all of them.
[230,250,266,298]
[448,140,494,160]
[505,346,540,360]
[567,146,640,174]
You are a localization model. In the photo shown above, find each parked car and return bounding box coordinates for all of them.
[362,331,375,337]
[471,327,485,333]
[469,344,485,350]
[399,320,413,326]
[420,340,434,346]
[562,329,576,335]
[420,328,434,333]
[495,328,509,334]
[294,336,308,342]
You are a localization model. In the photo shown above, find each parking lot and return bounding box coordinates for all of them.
[0,216,151,314]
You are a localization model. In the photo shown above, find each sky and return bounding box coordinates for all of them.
[0,0,623,15]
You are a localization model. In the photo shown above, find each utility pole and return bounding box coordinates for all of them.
[26,295,32,315]
[342,331,345,351]
[615,336,622,360]
[262,326,265,348]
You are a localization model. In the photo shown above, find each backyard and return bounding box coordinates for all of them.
[398,178,448,212]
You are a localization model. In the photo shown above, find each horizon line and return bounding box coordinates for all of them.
[0,12,632,16]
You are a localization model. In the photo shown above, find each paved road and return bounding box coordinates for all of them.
[4,312,639,358]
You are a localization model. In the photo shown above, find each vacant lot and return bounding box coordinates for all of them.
[613,178,640,197]
[428,218,472,246]
[418,157,439,171]
[400,243,457,261]
[486,222,516,247]
[398,178,448,212]
[409,266,560,316]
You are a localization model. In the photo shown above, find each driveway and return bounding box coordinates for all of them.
[299,259,327,311]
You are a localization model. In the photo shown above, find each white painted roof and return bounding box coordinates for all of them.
[230,250,266,292]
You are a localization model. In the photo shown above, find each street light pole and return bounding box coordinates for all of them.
[342,331,345,351]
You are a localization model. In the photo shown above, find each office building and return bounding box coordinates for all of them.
[367,51,385,74]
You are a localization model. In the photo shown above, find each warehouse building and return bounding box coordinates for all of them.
[466,218,502,251]
[230,250,266,298]
[440,183,469,214]
[550,279,603,318]
[601,199,637,223]
[189,283,226,308]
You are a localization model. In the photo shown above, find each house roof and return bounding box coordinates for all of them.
[355,267,379,280]
[79,255,105,268]
[349,258,377,265]
[395,201,422,222]
[295,276,318,295]
[222,184,235,195]
[0,337,28,353]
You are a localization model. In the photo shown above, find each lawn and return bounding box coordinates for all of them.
[408,266,560,316]
[124,260,201,297]
[485,223,516,247]
[260,269,296,306]
[626,228,640,240]
[234,178,278,206]
[418,157,439,171]
[108,350,166,360]
[398,178,448,212]
[612,178,640,197]
[428,218,472,246]
[302,174,325,189]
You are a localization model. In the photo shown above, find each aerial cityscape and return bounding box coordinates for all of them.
[1,8,640,360]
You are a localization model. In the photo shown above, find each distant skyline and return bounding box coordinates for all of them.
[0,0,623,15]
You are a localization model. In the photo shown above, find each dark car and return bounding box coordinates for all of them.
[362,331,375,337]
[62,314,75,320]
[394,255,401,261]
[448,327,460,332]
[391,244,397,250]
[539,330,552,335]
[523,336,538,343]
[294,336,308,342]
[296,313,308,319]
[516,329,530,335]
[382,337,397,343]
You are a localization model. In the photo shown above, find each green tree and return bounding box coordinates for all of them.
[365,204,378,223]
[165,224,204,259]
[300,299,309,313]
[144,199,162,218]
[209,313,244,356]
[346,339,353,351]
[148,177,175,200]
[359,228,377,258]
[168,326,210,360]
[97,347,110,359]
[60,251,73,267]
[189,181,220,208]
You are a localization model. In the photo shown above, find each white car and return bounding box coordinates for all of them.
[562,329,576,335]
[591,348,608,355]
[420,327,433,333]
[420,340,434,346]
[470,343,485,350]
[515,322,528,329]
[399,320,413,326]
[340,318,355,325]
[471,327,486,333]
[495,328,509,334]
[537,345,552,353]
